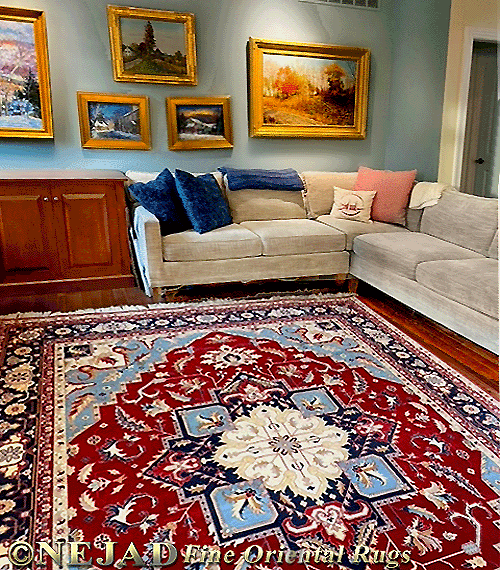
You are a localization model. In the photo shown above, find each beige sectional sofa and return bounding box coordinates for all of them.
[127,170,498,354]
[350,189,499,353]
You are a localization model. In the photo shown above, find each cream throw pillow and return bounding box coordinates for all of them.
[330,187,376,223]
[300,171,358,218]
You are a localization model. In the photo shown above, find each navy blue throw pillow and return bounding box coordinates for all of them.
[174,170,232,234]
[128,168,191,234]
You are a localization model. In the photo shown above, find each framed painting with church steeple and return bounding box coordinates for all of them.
[107,5,197,85]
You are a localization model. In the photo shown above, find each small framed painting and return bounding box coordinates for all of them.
[166,96,233,151]
[248,37,370,139]
[0,7,53,138]
[76,92,151,150]
[107,5,197,85]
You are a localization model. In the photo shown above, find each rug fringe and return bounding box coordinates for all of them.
[0,292,356,320]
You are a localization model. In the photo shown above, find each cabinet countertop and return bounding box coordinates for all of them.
[0,169,127,180]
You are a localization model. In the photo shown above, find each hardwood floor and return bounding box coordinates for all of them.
[0,279,497,397]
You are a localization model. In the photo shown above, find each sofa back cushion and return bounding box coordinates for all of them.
[225,189,307,223]
[405,208,423,232]
[300,171,358,218]
[488,230,498,259]
[420,189,498,255]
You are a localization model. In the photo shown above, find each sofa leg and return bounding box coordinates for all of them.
[333,273,348,287]
[151,287,163,302]
[347,277,359,293]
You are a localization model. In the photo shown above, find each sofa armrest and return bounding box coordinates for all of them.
[131,206,164,294]
[133,205,160,236]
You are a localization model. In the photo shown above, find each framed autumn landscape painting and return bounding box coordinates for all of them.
[0,7,53,138]
[107,5,197,85]
[248,38,370,139]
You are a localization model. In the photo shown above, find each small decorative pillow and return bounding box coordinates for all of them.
[175,170,232,234]
[353,166,417,225]
[128,168,191,234]
[330,187,376,223]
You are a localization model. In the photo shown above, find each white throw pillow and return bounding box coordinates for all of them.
[125,170,161,184]
[330,187,376,223]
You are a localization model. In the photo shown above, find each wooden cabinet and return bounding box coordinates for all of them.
[0,170,134,294]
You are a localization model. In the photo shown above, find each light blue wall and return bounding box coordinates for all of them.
[0,0,450,179]
[384,0,451,180]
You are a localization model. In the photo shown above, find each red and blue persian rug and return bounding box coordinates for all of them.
[0,294,498,570]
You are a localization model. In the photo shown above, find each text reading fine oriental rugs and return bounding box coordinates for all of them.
[0,295,499,570]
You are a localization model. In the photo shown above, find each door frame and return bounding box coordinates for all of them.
[452,27,499,188]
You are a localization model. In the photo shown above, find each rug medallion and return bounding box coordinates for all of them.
[0,295,498,569]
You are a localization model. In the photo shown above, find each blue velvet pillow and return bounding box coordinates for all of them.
[128,168,191,234]
[174,170,232,234]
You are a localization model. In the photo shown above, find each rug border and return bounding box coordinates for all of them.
[348,296,499,408]
[0,292,496,408]
[0,292,354,321]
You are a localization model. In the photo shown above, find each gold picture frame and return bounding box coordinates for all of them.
[0,7,53,138]
[166,96,233,151]
[248,37,370,139]
[77,92,151,150]
[107,5,197,85]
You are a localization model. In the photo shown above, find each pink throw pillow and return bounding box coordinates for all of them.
[353,166,417,225]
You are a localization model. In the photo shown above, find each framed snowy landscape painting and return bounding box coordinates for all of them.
[0,7,53,138]
[76,92,151,150]
[166,96,233,151]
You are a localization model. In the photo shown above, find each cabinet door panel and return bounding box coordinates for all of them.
[61,192,113,267]
[0,187,58,280]
[0,173,132,291]
[54,181,124,277]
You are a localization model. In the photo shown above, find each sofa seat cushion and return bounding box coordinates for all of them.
[162,224,262,262]
[240,220,346,256]
[416,258,499,319]
[353,233,483,280]
[317,216,409,249]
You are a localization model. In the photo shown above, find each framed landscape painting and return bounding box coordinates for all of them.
[107,5,197,85]
[77,92,151,150]
[248,38,370,139]
[166,96,233,150]
[0,7,53,138]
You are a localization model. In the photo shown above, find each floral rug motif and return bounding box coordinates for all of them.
[0,295,498,569]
